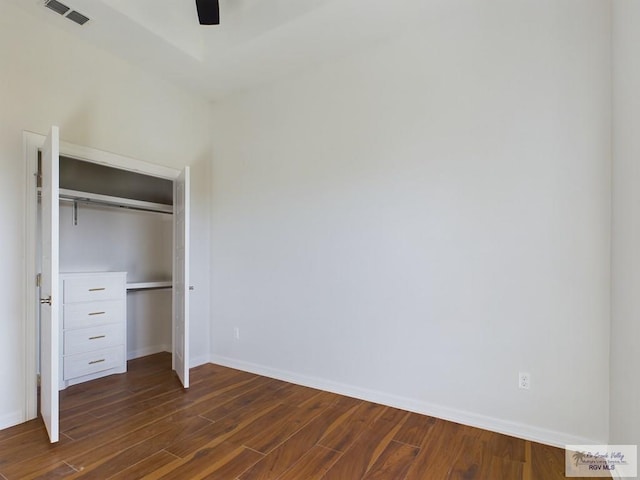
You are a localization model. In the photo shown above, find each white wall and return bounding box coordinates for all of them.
[611,0,640,452]
[0,0,211,428]
[210,0,611,445]
[59,204,173,283]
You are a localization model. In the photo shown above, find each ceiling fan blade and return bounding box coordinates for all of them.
[196,0,219,25]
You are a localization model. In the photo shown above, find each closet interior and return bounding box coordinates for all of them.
[39,154,175,389]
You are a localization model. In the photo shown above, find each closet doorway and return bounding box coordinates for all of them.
[24,127,190,443]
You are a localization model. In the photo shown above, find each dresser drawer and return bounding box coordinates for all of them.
[64,323,124,356]
[63,300,124,330]
[63,276,125,303]
[63,346,125,380]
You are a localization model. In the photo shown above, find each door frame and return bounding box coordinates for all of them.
[22,130,182,422]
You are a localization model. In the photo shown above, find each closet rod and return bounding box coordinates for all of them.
[57,188,173,215]
[59,196,173,215]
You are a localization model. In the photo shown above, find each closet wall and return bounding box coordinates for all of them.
[59,201,173,359]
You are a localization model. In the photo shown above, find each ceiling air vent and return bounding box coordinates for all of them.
[66,10,90,25]
[44,0,70,16]
[43,0,91,26]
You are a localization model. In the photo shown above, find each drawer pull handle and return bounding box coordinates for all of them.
[89,335,106,340]
[89,287,106,292]
[89,359,105,365]
[88,311,106,316]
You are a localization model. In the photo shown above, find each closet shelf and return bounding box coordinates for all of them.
[59,188,173,214]
[126,281,172,291]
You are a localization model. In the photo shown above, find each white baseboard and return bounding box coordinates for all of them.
[0,410,25,431]
[190,353,211,368]
[210,354,602,448]
[127,344,171,360]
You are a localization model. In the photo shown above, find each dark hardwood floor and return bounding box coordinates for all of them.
[0,353,598,479]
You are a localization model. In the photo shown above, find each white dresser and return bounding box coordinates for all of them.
[59,272,127,390]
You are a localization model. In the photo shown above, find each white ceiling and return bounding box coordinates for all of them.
[9,0,427,100]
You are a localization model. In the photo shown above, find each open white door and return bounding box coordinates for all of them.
[172,166,190,388]
[40,126,60,442]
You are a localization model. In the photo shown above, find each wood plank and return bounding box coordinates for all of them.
[0,420,45,444]
[402,419,465,480]
[148,442,263,480]
[83,381,181,418]
[321,408,408,480]
[63,415,213,478]
[2,398,213,478]
[239,404,359,480]
[270,383,328,406]
[30,462,77,480]
[361,440,419,480]
[317,401,387,452]
[107,450,178,480]
[163,395,283,458]
[222,403,298,451]
[0,429,75,472]
[393,411,437,447]
[59,412,100,435]
[483,431,527,463]
[198,377,285,422]
[523,440,532,480]
[200,447,265,480]
[278,445,342,480]
[62,370,260,440]
[482,454,524,480]
[244,391,338,454]
[446,433,486,479]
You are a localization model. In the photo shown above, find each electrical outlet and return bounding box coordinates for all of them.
[234,327,240,340]
[518,372,531,390]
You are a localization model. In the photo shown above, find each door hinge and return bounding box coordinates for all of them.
[37,374,41,387]
[36,273,41,287]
